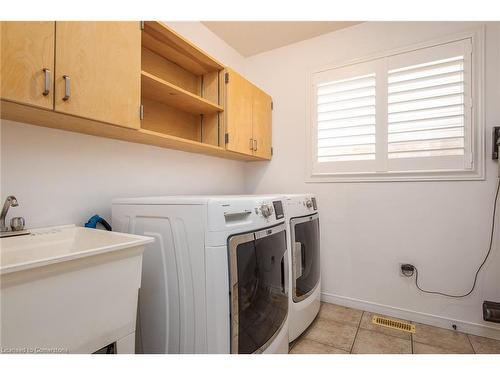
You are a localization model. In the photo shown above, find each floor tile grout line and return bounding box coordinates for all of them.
[300,328,352,352]
[349,311,364,354]
[466,334,476,354]
[356,325,413,354]
[412,336,475,354]
[296,307,360,353]
[299,337,350,353]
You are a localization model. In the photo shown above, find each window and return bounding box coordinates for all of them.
[308,31,484,181]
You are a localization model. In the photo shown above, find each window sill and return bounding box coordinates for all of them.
[305,169,485,183]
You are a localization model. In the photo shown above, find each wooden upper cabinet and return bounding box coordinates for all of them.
[224,68,254,156]
[224,68,273,159]
[252,87,272,159]
[54,22,141,129]
[1,22,55,109]
[1,21,269,161]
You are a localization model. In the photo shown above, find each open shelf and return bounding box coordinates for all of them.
[142,21,224,75]
[140,22,225,150]
[1,100,263,161]
[138,21,231,154]
[141,71,222,115]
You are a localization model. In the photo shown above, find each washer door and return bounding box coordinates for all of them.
[228,223,288,354]
[291,214,320,303]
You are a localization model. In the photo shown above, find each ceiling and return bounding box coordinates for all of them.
[202,21,362,57]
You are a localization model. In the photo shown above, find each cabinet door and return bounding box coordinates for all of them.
[55,22,141,129]
[1,22,55,109]
[224,68,254,156]
[252,87,272,159]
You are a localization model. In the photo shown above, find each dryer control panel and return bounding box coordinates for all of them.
[283,194,318,216]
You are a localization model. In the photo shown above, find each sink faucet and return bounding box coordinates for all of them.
[0,195,19,232]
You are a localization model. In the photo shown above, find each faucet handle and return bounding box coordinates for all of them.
[10,217,25,231]
[5,195,18,207]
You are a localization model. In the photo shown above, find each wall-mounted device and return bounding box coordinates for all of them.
[483,301,500,323]
[492,126,500,160]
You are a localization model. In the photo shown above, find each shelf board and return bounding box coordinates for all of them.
[137,129,228,157]
[141,71,223,115]
[138,128,266,162]
[142,21,224,75]
[137,129,265,161]
[1,100,265,161]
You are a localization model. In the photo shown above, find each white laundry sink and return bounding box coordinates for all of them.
[0,225,153,354]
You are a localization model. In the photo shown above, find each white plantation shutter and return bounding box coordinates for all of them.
[317,74,376,162]
[386,39,472,171]
[312,60,381,174]
[310,37,476,178]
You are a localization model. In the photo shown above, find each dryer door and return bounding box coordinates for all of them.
[291,214,320,303]
[228,223,288,354]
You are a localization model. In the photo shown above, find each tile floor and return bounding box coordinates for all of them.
[289,302,500,354]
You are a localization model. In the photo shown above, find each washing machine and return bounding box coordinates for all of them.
[111,195,289,354]
[283,194,321,342]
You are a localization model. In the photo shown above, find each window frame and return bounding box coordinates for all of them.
[306,27,485,183]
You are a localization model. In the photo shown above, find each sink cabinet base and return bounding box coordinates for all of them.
[0,246,144,354]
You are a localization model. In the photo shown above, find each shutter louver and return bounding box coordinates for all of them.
[316,73,376,162]
[387,56,465,159]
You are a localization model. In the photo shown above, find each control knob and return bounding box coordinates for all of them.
[305,199,313,209]
[260,204,274,218]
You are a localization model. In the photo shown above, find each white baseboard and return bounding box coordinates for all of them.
[321,292,500,341]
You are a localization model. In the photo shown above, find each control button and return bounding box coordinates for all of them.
[305,199,313,209]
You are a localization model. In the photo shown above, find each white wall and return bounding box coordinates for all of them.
[0,22,247,229]
[244,22,500,338]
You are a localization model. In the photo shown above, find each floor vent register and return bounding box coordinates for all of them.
[372,315,416,333]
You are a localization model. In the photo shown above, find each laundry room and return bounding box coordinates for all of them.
[1,1,500,373]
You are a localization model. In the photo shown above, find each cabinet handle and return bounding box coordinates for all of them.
[62,75,71,101]
[42,68,51,96]
[249,138,254,150]
[253,139,257,151]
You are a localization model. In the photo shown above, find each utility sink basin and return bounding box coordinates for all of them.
[1,225,152,274]
[0,225,153,354]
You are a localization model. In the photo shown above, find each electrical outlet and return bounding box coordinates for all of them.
[398,262,413,279]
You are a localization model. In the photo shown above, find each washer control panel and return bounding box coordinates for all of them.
[210,196,285,232]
